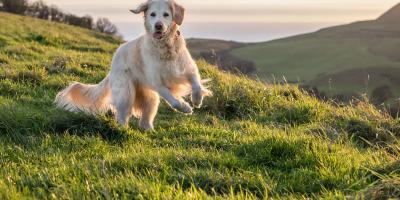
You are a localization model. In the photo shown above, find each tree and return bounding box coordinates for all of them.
[2,0,28,14]
[26,0,50,19]
[49,5,64,22]
[94,18,118,35]
[80,15,94,29]
[63,14,93,30]
[64,14,82,27]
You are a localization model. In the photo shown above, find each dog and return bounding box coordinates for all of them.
[54,0,211,130]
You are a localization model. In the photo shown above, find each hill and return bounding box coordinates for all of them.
[186,38,257,74]
[229,3,400,108]
[0,12,400,199]
[378,3,400,23]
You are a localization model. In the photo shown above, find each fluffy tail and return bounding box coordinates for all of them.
[55,76,111,114]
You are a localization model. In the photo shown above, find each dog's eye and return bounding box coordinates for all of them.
[163,13,170,17]
[150,12,156,17]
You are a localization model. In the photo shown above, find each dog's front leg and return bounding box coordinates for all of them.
[156,86,193,114]
[189,74,204,108]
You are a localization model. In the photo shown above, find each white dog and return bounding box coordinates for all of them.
[55,0,211,130]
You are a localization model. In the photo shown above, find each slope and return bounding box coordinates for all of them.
[0,12,400,199]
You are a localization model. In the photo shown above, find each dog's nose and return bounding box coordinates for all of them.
[155,22,163,31]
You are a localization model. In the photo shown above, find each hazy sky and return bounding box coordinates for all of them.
[43,0,399,42]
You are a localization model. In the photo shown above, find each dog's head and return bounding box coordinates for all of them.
[131,0,185,40]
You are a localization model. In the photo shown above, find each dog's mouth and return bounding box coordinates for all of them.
[153,31,165,40]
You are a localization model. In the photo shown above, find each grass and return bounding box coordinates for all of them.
[0,11,400,199]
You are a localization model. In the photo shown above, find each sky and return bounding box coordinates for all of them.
[43,0,399,42]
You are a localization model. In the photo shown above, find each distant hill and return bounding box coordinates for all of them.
[378,3,400,23]
[189,3,400,110]
[186,38,257,74]
[186,38,243,57]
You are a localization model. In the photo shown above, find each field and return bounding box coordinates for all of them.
[1,12,400,199]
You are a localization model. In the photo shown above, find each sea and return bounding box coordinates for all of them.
[116,21,340,42]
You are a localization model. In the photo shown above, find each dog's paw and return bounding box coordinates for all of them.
[191,90,203,108]
[173,101,193,114]
[139,121,154,131]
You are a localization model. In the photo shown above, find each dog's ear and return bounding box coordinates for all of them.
[130,2,149,14]
[172,1,185,25]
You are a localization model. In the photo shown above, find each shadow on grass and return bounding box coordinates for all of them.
[0,104,129,145]
[50,111,129,144]
[357,160,400,199]
[334,117,400,148]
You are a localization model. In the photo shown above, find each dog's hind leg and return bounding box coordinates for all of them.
[110,80,136,126]
[136,88,160,131]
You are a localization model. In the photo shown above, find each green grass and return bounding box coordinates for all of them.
[1,12,400,199]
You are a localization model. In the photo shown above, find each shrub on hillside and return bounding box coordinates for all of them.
[48,5,64,22]
[1,0,28,14]
[64,14,94,30]
[94,18,118,35]
[25,0,49,20]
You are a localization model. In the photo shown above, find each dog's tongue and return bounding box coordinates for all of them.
[153,32,164,39]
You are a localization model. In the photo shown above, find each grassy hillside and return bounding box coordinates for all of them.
[186,39,256,74]
[229,3,400,105]
[1,12,400,199]
[186,38,243,58]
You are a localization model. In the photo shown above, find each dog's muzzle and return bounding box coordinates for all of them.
[153,22,165,40]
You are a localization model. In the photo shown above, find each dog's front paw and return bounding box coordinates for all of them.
[173,101,193,114]
[191,90,203,108]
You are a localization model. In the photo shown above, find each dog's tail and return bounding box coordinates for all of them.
[55,76,111,115]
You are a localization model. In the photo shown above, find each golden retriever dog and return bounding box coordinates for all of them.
[55,0,211,130]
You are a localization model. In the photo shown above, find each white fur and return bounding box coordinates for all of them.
[55,0,211,130]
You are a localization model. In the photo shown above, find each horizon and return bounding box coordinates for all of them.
[43,0,399,42]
